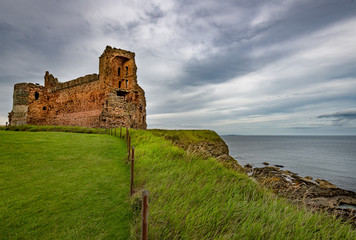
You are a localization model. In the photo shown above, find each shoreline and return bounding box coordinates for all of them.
[243,163,356,225]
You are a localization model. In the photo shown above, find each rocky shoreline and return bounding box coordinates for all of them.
[243,163,356,225]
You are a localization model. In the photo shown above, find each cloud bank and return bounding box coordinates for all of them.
[0,0,356,135]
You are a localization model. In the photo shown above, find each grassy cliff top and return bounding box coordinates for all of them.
[1,127,355,239]
[149,129,223,145]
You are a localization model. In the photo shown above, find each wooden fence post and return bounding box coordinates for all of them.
[128,135,131,160]
[142,190,149,240]
[130,147,135,196]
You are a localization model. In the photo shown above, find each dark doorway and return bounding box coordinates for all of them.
[35,92,39,100]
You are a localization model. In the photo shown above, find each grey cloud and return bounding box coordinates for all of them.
[169,0,356,88]
[144,3,165,22]
[318,110,356,120]
[318,109,356,127]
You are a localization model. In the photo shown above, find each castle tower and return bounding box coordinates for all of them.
[98,46,147,129]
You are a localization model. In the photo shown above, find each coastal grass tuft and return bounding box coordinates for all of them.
[129,129,355,239]
[0,131,130,240]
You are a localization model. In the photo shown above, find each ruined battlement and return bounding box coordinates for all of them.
[9,46,147,129]
[48,73,99,93]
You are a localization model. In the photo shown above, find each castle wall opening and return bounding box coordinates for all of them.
[117,90,128,97]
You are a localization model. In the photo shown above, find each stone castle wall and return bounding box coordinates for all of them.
[9,46,147,129]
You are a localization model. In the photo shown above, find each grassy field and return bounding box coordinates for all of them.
[129,129,356,239]
[0,131,130,240]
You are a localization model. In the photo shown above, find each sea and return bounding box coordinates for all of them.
[221,135,356,192]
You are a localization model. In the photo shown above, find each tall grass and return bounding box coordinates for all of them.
[129,129,355,239]
[0,131,130,240]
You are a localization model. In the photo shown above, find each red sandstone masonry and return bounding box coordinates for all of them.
[9,46,147,129]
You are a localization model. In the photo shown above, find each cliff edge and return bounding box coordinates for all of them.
[150,129,244,172]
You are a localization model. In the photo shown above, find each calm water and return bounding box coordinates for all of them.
[221,135,356,192]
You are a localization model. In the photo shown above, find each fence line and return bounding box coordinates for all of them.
[106,126,149,239]
[131,147,135,196]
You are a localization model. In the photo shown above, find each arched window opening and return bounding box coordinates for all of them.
[126,80,128,88]
[118,67,121,76]
[119,81,122,88]
[125,66,128,75]
[35,92,39,100]
[43,106,47,110]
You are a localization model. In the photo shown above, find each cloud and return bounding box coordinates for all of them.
[318,109,356,127]
[318,109,356,120]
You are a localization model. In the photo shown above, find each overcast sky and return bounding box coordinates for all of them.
[1,0,355,135]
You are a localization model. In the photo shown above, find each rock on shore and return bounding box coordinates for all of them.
[248,165,356,224]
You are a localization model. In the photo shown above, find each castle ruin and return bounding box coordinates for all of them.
[8,46,147,129]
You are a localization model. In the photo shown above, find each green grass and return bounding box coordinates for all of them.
[1,128,355,239]
[129,129,356,239]
[149,129,223,146]
[0,124,108,134]
[0,131,130,240]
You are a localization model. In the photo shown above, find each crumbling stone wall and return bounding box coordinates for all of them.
[9,46,147,129]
